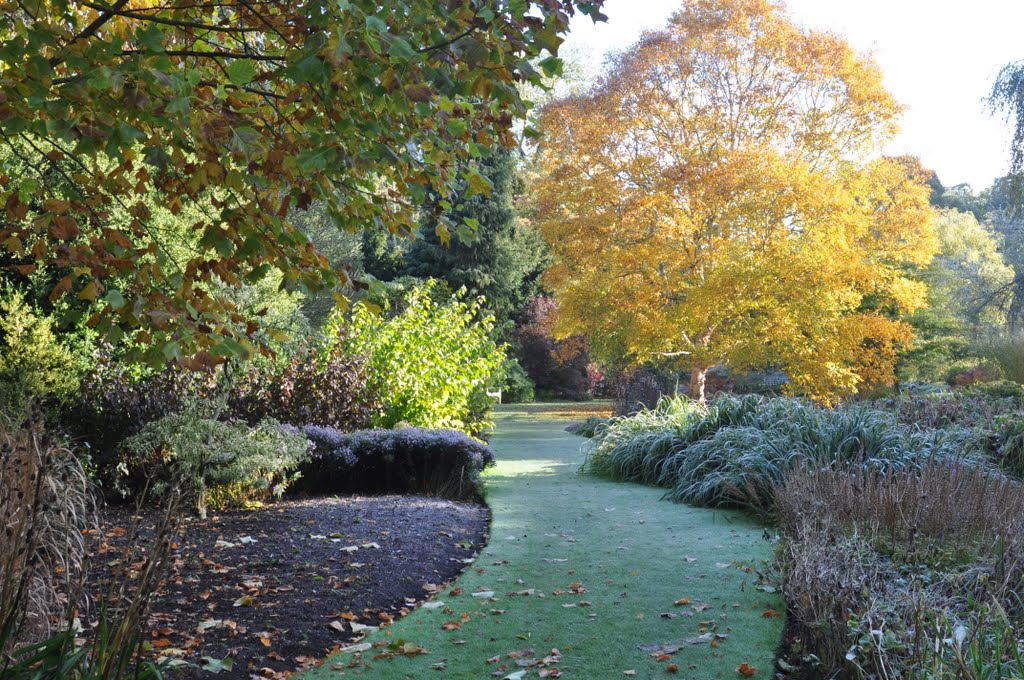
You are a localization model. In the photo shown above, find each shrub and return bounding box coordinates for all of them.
[294,426,495,500]
[972,334,1024,383]
[331,281,506,434]
[877,390,1018,431]
[961,378,1024,402]
[63,356,218,486]
[512,296,599,401]
[0,292,82,420]
[122,414,309,518]
[499,358,535,404]
[567,416,607,438]
[226,346,378,431]
[945,357,1004,386]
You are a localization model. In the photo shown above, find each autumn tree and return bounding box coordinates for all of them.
[0,0,605,365]
[532,0,937,403]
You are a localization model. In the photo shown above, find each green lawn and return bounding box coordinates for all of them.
[301,405,783,679]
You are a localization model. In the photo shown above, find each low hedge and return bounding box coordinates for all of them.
[290,426,496,500]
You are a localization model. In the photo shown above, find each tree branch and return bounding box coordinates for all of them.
[121,49,286,61]
[79,1,259,33]
[53,0,131,66]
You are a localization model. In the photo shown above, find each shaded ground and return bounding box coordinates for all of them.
[87,495,489,678]
[301,404,784,680]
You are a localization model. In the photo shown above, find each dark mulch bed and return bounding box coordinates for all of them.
[86,495,489,678]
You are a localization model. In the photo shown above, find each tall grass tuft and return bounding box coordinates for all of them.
[0,414,183,679]
[778,462,1024,677]
[0,415,92,651]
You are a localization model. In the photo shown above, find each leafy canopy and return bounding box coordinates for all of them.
[0,0,605,365]
[533,0,937,402]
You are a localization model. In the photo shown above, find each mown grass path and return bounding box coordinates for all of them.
[303,404,783,679]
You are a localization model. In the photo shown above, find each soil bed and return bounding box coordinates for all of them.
[86,495,489,678]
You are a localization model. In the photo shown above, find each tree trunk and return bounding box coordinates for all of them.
[689,366,708,403]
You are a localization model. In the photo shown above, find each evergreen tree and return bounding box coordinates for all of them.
[401,148,549,327]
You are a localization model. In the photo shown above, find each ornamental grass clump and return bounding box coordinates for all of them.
[587,395,986,514]
[295,426,496,500]
[0,417,91,651]
[0,416,182,679]
[777,462,1024,677]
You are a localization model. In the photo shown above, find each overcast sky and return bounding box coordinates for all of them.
[564,0,1024,191]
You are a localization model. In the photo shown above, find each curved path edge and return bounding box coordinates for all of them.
[301,404,783,679]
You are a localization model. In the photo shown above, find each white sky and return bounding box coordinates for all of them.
[564,0,1024,190]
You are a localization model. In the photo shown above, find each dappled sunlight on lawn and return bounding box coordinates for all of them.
[484,457,567,478]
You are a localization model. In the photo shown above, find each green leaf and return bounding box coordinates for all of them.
[136,24,165,53]
[388,37,417,61]
[365,15,388,34]
[211,338,250,359]
[103,289,126,310]
[227,60,257,86]
[162,341,181,361]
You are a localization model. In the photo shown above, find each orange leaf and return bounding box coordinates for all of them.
[737,663,758,677]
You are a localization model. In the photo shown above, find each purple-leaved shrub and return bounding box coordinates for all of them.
[293,425,495,500]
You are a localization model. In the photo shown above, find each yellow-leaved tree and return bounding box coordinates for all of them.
[533,0,938,403]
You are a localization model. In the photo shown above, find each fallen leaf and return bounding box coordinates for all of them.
[351,622,378,633]
[673,598,690,606]
[394,642,427,656]
[737,663,758,676]
[441,621,462,631]
[339,642,372,654]
[638,643,682,655]
[667,663,679,673]
[762,608,780,618]
[685,633,729,646]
